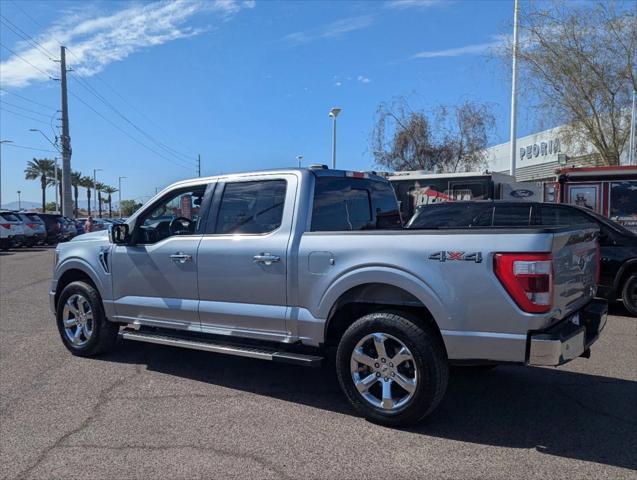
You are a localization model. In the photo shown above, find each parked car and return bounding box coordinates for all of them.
[58,217,78,241]
[15,212,47,246]
[407,201,637,315]
[0,219,12,250]
[37,213,64,245]
[74,219,85,235]
[50,168,606,427]
[0,211,26,247]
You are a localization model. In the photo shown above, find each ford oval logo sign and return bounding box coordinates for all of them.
[510,189,534,198]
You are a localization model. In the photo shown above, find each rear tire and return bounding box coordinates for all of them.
[336,311,448,427]
[56,281,119,356]
[621,274,637,317]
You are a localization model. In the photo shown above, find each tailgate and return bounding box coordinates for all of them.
[551,227,598,317]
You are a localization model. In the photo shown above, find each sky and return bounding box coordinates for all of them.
[0,0,527,208]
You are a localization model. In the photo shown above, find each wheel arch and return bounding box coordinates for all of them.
[322,274,447,350]
[613,258,637,298]
[54,262,103,311]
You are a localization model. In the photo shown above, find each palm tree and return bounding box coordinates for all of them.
[96,182,106,218]
[71,171,82,216]
[80,176,94,215]
[102,185,117,218]
[24,158,55,212]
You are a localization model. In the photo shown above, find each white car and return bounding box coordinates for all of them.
[16,213,47,246]
[0,212,25,247]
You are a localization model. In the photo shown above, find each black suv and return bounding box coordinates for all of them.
[407,201,637,315]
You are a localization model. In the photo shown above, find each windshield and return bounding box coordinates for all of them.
[0,213,19,222]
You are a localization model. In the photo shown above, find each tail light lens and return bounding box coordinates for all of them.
[0,223,10,229]
[28,223,37,229]
[494,253,553,313]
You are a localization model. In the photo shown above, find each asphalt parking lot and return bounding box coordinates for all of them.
[1,248,636,480]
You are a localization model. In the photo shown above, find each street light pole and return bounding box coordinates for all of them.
[508,0,520,178]
[17,190,21,210]
[93,168,102,218]
[118,176,126,218]
[630,88,636,165]
[296,155,303,168]
[0,140,14,207]
[328,108,341,169]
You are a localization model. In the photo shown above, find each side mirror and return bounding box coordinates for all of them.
[109,223,130,245]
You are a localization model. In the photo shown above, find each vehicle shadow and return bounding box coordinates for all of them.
[99,342,637,471]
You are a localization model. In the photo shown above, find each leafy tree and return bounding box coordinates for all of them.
[371,98,495,173]
[510,0,636,164]
[71,171,82,216]
[45,201,57,212]
[24,158,55,213]
[119,199,142,217]
[102,185,117,218]
[80,176,94,215]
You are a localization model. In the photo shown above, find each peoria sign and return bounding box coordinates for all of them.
[520,138,561,161]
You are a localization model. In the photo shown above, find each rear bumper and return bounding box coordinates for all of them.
[527,299,608,366]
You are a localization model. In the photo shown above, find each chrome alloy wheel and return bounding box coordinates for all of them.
[62,293,94,347]
[350,332,417,411]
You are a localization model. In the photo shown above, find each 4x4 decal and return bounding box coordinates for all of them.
[429,251,483,263]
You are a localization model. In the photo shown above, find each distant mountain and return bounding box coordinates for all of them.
[1,200,41,210]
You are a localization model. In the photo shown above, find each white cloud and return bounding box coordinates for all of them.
[357,75,371,83]
[283,15,374,44]
[0,0,253,88]
[334,81,342,87]
[411,37,502,59]
[385,0,446,9]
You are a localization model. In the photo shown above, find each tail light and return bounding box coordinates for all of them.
[28,223,37,229]
[0,223,10,229]
[494,253,553,313]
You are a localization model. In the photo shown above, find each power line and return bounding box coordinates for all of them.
[68,48,198,159]
[3,142,56,153]
[0,42,52,79]
[1,106,50,125]
[0,15,56,59]
[68,90,195,171]
[0,99,51,118]
[0,88,57,111]
[69,72,197,166]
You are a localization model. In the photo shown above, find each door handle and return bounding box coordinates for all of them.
[170,252,192,264]
[253,253,281,266]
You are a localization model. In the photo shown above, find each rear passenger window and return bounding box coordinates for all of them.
[311,177,401,231]
[538,206,596,227]
[492,205,531,226]
[214,180,286,234]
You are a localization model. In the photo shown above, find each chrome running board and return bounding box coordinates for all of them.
[119,329,323,367]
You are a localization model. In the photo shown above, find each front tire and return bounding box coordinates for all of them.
[336,311,448,427]
[56,281,119,356]
[621,274,637,317]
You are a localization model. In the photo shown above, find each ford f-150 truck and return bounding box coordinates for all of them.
[50,167,607,426]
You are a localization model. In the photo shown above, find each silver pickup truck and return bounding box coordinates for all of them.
[50,167,607,426]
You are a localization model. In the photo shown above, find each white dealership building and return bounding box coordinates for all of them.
[484,125,630,182]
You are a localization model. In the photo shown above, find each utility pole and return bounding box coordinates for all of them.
[60,46,73,217]
[118,176,126,218]
[508,0,520,178]
[17,190,21,210]
[197,154,201,177]
[296,155,303,168]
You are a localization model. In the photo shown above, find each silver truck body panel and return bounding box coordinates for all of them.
[51,169,600,364]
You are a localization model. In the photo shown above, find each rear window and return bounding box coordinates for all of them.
[492,205,531,226]
[407,204,491,229]
[0,213,19,222]
[25,214,43,222]
[311,177,401,231]
[536,206,597,227]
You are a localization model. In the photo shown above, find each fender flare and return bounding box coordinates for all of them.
[317,266,448,329]
[55,258,106,296]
